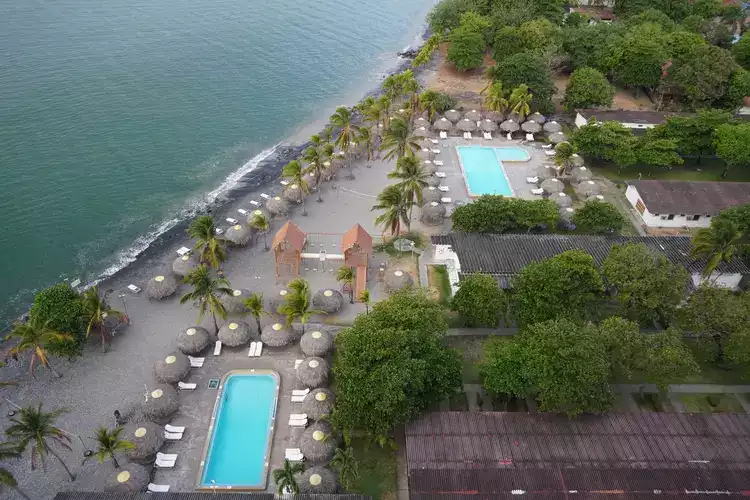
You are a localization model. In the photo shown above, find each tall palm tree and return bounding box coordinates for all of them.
[419,90,442,122]
[359,289,371,314]
[399,70,420,125]
[363,98,387,135]
[321,142,337,181]
[89,426,133,469]
[336,267,356,304]
[272,459,304,495]
[7,317,71,378]
[388,155,429,225]
[329,446,360,491]
[372,184,411,235]
[302,146,326,202]
[6,405,75,481]
[331,106,360,180]
[509,84,533,122]
[243,293,265,335]
[249,212,271,250]
[281,160,310,215]
[180,265,233,334]
[482,81,509,115]
[0,442,31,500]
[357,127,375,168]
[380,117,424,161]
[81,286,127,352]
[376,94,392,131]
[278,279,324,333]
[187,216,227,269]
[692,219,743,279]
[554,142,575,177]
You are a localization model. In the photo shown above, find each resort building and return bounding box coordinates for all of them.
[625,180,750,230]
[429,233,750,291]
[574,109,688,133]
[406,412,750,499]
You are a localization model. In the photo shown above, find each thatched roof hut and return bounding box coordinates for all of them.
[385,269,413,291]
[298,422,338,462]
[586,194,606,203]
[296,357,329,388]
[549,132,568,144]
[521,120,542,134]
[484,110,504,123]
[571,166,592,182]
[104,464,152,492]
[415,117,430,128]
[551,192,573,208]
[559,207,575,222]
[422,186,442,203]
[421,201,446,226]
[246,208,270,225]
[221,288,252,314]
[500,119,520,132]
[266,196,289,218]
[456,119,477,132]
[571,153,584,167]
[176,326,211,355]
[531,164,554,180]
[415,126,432,139]
[172,253,200,277]
[576,180,600,197]
[540,178,564,194]
[123,421,164,465]
[444,109,461,123]
[416,148,431,161]
[283,184,304,204]
[426,176,440,188]
[304,171,319,191]
[480,119,498,132]
[217,321,252,347]
[432,117,453,132]
[154,351,190,385]
[261,322,296,347]
[297,466,339,494]
[312,289,343,313]
[224,223,252,246]
[464,109,481,122]
[422,160,438,174]
[300,329,334,357]
[543,120,562,133]
[301,388,336,421]
[529,112,546,124]
[141,384,179,423]
[268,286,290,314]
[146,274,178,300]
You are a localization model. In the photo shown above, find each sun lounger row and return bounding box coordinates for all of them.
[248,341,263,357]
[292,388,309,396]
[531,188,544,195]
[156,452,177,468]
[188,356,204,368]
[164,431,183,440]
[435,172,446,178]
[526,177,539,184]
[165,424,185,433]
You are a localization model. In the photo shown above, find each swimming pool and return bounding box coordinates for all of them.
[198,370,279,490]
[456,146,530,197]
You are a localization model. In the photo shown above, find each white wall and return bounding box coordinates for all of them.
[432,244,461,297]
[574,114,659,130]
[626,185,713,229]
[692,273,743,290]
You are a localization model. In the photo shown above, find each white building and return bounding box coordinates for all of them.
[626,180,750,230]
[574,109,689,133]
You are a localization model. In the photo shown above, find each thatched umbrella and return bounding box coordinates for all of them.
[146,274,178,300]
[433,117,453,132]
[268,286,290,313]
[551,192,573,208]
[506,112,520,122]
[298,466,339,494]
[172,253,200,277]
[301,330,334,357]
[426,176,440,188]
[571,153,584,167]
[312,289,343,314]
[576,180,600,197]
[298,422,338,462]
[559,207,575,222]
[261,322,296,347]
[500,119,520,133]
[531,164,554,180]
[301,388,336,420]
[541,178,564,194]
[385,269,413,291]
[304,172,319,191]
[456,119,476,132]
[548,132,568,144]
[176,326,211,355]
[571,166,592,182]
[154,351,190,385]
[587,194,606,203]
[141,384,179,422]
[529,112,546,124]
[423,160,438,174]
[415,126,432,139]
[543,121,562,133]
[480,119,498,132]
[423,186,442,203]
[421,202,446,226]
[104,464,152,492]
[266,196,289,218]
[297,357,329,388]
[484,110,504,123]
[123,422,164,465]
[246,208,270,225]
[283,184,303,204]
[521,120,542,134]
[444,109,461,123]
[224,223,252,246]
[218,321,252,347]
[464,109,482,122]
[417,148,432,161]
[221,288,252,314]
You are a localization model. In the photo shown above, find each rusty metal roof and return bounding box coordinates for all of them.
[272,220,306,251]
[341,223,373,254]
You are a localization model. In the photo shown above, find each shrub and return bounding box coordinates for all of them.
[451,273,507,327]
[29,283,85,358]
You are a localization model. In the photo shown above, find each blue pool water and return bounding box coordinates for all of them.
[457,146,528,197]
[200,373,279,489]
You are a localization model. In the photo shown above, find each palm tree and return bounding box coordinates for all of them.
[692,218,743,280]
[331,106,360,180]
[281,160,310,215]
[363,97,387,135]
[419,90,441,122]
[243,293,265,335]
[6,404,75,481]
[482,81,509,115]
[359,289,371,314]
[7,317,71,378]
[380,117,424,161]
[180,265,233,333]
[509,84,533,122]
[89,426,133,469]
[187,216,227,269]
[376,94,392,131]
[81,286,127,352]
[357,127,375,168]
[336,266,356,304]
[321,142,337,181]
[278,279,324,334]
[302,146,326,202]
[372,184,411,235]
[399,70,420,124]
[0,442,31,500]
[249,212,271,250]
[554,142,575,177]
[330,446,360,491]
[388,155,429,226]
[272,459,304,495]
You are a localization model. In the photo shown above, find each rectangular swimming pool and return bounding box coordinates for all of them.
[199,371,279,490]
[456,146,529,197]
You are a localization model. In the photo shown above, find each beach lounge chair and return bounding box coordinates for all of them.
[178,382,197,390]
[430,138,439,144]
[526,133,534,142]
[148,484,170,493]
[249,200,261,206]
[484,132,492,140]
[531,188,544,195]
[433,160,444,166]
[526,177,539,184]
[439,131,448,139]
[431,148,441,154]
[541,144,552,149]
[285,450,304,461]
[155,457,176,468]
[289,417,308,427]
[467,132,473,139]
[255,342,263,357]
[157,452,178,462]
[280,180,290,186]
[164,424,185,434]
[176,246,190,256]
[438,186,449,192]
[506,133,512,141]
[215,228,224,235]
[248,342,257,357]
[291,395,306,403]
[188,356,204,368]
[225,217,238,224]
[290,413,307,420]
[260,193,271,199]
[294,359,303,369]
[544,150,556,157]
[164,431,183,440]
[435,172,446,178]
[127,284,141,294]
[237,208,248,215]
[213,341,222,356]
[292,388,309,396]
[441,197,452,204]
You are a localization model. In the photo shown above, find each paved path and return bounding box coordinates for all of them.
[447,327,519,336]
[612,384,750,394]
[395,426,410,500]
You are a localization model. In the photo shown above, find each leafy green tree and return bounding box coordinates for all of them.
[571,118,639,166]
[372,184,411,235]
[273,459,304,495]
[691,218,743,279]
[636,138,683,168]
[614,24,668,89]
[563,23,625,73]
[81,286,127,352]
[534,0,566,24]
[419,90,456,121]
[492,52,555,111]
[724,69,750,109]
[451,196,558,233]
[358,289,371,314]
[336,266,355,304]
[29,283,85,358]
[388,156,430,227]
[6,404,76,481]
[249,212,271,250]
[188,216,227,269]
[553,141,575,175]
[427,0,488,34]
[180,264,232,333]
[665,29,706,59]
[278,278,323,333]
[509,84,533,121]
[451,273,507,327]
[243,293,266,335]
[715,204,750,240]
[563,67,615,111]
[0,442,31,500]
[572,200,626,234]
[512,250,604,326]
[303,146,326,202]
[733,33,750,69]
[602,243,688,325]
[492,26,525,62]
[330,446,360,491]
[7,317,72,378]
[447,24,486,71]
[481,81,509,115]
[666,43,737,109]
[89,426,133,469]
[647,109,732,161]
[413,34,441,68]
[624,8,677,29]
[380,117,423,161]
[714,123,750,178]
[514,198,560,231]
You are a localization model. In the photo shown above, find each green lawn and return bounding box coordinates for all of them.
[427,265,451,306]
[349,438,397,500]
[680,394,746,413]
[590,158,750,183]
[444,335,507,384]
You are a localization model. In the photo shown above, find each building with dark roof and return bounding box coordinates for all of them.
[429,233,750,290]
[625,180,750,230]
[574,109,690,133]
[406,412,750,499]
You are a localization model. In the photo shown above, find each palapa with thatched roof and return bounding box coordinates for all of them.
[104,464,152,492]
[586,194,606,203]
[423,186,442,203]
[300,329,334,357]
[261,322,296,347]
[146,274,178,300]
[521,120,542,134]
[422,160,438,174]
[283,184,304,204]
[531,164,554,180]
[298,466,339,494]
[221,288,252,314]
[548,132,568,144]
[141,384,179,423]
[312,289,343,313]
[154,351,190,385]
[266,196,289,218]
[500,119,520,132]
[176,326,211,355]
[246,208,270,225]
[551,192,573,208]
[297,357,329,388]
[480,119,498,132]
[484,110,504,123]
[123,421,164,465]
[571,166,592,182]
[421,202,446,226]
[543,120,562,133]
[456,118,477,132]
[385,269,413,291]
[426,176,440,188]
[541,178,564,194]
[432,117,453,132]
[218,321,252,347]
[302,388,336,420]
[559,207,575,222]
[571,153,584,166]
[528,112,546,124]
[576,180,600,197]
[464,109,481,122]
[172,253,200,277]
[415,116,430,128]
[415,126,432,140]
[268,286,290,313]
[444,109,461,123]
[417,147,432,161]
[224,224,252,246]
[304,171,319,191]
[298,421,338,462]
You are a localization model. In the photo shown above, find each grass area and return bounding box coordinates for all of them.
[680,394,745,413]
[427,265,451,306]
[374,230,428,257]
[444,335,504,384]
[349,438,398,500]
[590,157,750,183]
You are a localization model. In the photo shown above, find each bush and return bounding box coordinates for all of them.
[572,200,626,234]
[563,67,615,112]
[447,25,486,71]
[451,273,507,327]
[451,196,558,233]
[29,283,85,358]
[493,52,555,112]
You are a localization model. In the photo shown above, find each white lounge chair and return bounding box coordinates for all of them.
[255,342,263,357]
[441,197,452,204]
[291,395,306,403]
[526,133,534,142]
[148,484,170,493]
[484,132,492,140]
[439,131,448,139]
[157,452,178,461]
[164,431,183,440]
[178,382,197,390]
[237,208,248,215]
[526,177,539,184]
[249,200,260,206]
[292,388,309,396]
[215,228,224,235]
[294,359,303,369]
[466,132,473,139]
[438,185,449,192]
[435,172,447,178]
[430,138,439,144]
[506,133,512,140]
[544,150,556,157]
[531,188,544,195]
[289,417,308,426]
[286,448,301,453]
[290,413,307,419]
[225,217,238,224]
[285,451,304,462]
[176,246,190,256]
[280,180,290,186]
[433,160,444,166]
[164,424,185,434]
[248,342,257,357]
[541,144,553,149]
[188,356,204,368]
[214,341,222,356]
[127,284,141,294]
[260,193,271,199]
[431,149,441,154]
[155,457,176,468]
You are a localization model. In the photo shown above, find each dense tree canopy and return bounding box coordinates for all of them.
[563,67,616,112]
[490,52,555,111]
[647,110,732,158]
[714,123,750,176]
[572,200,626,234]
[29,283,85,358]
[666,43,737,109]
[732,32,750,69]
[451,195,559,233]
[427,0,488,34]
[571,119,639,166]
[447,23,487,71]
[563,23,624,73]
[614,24,668,89]
[451,273,507,327]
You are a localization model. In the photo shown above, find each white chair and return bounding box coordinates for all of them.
[237,208,248,215]
[431,149,441,154]
[531,188,544,195]
[292,388,310,396]
[127,284,141,294]
[506,133,512,140]
[213,341,222,356]
[544,150,556,157]
[439,131,448,139]
[438,186,449,192]
[466,132,473,139]
[255,342,263,357]
[294,359,303,369]
[188,356,205,368]
[484,132,492,140]
[280,180,290,186]
[176,246,190,256]
[178,382,197,390]
[285,451,304,462]
[541,144,553,149]
[248,342,257,357]
[260,193,271,199]
[249,200,261,206]
[289,417,308,427]
[157,452,178,461]
[290,413,307,419]
[526,133,534,142]
[164,431,183,440]
[430,138,439,144]
[291,395,306,403]
[215,228,224,235]
[148,484,170,493]
[225,217,238,224]
[526,177,539,184]
[165,424,185,433]
[441,197,452,204]
[155,457,176,468]
[435,172,447,178]
[433,160,444,166]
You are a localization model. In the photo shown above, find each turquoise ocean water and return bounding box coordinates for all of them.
[0,0,432,327]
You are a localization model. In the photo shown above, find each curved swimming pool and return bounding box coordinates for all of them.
[198,370,279,490]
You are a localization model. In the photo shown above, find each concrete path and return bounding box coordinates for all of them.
[447,327,519,336]
[612,384,750,394]
[395,426,410,500]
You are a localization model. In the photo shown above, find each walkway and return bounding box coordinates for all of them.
[612,384,750,394]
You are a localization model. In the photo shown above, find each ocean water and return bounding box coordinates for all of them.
[0,0,433,327]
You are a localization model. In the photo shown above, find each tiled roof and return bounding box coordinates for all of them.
[628,180,750,216]
[341,223,373,254]
[430,233,750,275]
[272,220,306,251]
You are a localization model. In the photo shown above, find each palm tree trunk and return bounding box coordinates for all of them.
[47,446,76,481]
[255,316,262,336]
[263,232,269,251]
[46,362,62,379]
[212,312,219,334]
[316,174,323,202]
[112,454,120,469]
[100,327,109,353]
[302,195,307,216]
[348,150,354,180]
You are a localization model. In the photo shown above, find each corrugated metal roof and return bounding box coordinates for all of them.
[628,180,750,216]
